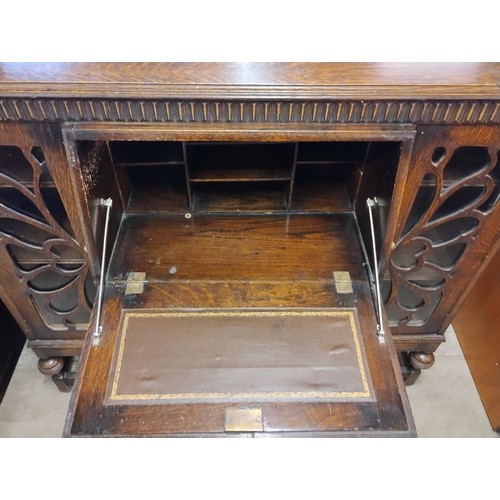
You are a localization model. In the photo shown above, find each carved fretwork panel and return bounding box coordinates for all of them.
[0,141,95,338]
[386,125,500,336]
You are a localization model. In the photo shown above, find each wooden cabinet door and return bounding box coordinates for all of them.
[0,123,93,360]
[385,125,500,354]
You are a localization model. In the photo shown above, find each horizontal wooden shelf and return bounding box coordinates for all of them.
[189,167,292,183]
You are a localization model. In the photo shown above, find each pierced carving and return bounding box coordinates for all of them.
[386,145,500,327]
[0,145,94,331]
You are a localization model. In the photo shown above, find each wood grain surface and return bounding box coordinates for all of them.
[1,62,499,100]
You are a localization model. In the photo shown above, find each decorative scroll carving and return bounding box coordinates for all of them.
[386,145,500,327]
[0,98,499,125]
[0,145,94,331]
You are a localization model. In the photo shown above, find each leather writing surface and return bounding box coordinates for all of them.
[105,309,373,405]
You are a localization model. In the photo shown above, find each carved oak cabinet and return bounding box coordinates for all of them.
[0,63,499,437]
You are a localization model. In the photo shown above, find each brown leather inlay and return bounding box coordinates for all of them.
[105,310,372,405]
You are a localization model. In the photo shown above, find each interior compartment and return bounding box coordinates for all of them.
[73,138,404,287]
[64,136,416,436]
[185,142,295,181]
[104,140,400,218]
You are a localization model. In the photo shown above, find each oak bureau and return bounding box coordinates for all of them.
[0,63,499,436]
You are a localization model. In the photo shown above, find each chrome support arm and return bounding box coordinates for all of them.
[366,198,385,343]
[93,198,113,345]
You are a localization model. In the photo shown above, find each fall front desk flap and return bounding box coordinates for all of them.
[105,309,373,405]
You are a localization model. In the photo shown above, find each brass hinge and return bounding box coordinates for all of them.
[125,272,147,295]
[334,271,353,294]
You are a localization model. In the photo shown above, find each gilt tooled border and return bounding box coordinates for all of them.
[0,98,499,124]
[108,310,372,402]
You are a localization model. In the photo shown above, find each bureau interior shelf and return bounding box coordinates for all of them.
[186,143,295,182]
[189,169,292,182]
[108,140,387,214]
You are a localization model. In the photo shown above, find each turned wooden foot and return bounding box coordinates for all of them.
[409,351,435,371]
[401,351,436,386]
[38,357,65,376]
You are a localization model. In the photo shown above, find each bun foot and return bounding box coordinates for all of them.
[38,357,65,376]
[409,351,435,371]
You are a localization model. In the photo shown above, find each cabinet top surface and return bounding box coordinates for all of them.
[1,62,499,100]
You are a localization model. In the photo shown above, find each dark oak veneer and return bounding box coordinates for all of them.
[0,63,499,436]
